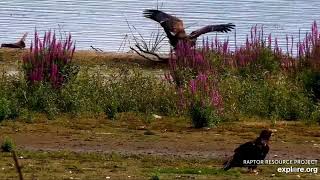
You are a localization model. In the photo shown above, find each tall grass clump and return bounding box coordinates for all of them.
[0,97,11,122]
[295,21,320,101]
[0,73,21,121]
[1,137,15,152]
[167,42,223,128]
[103,67,178,117]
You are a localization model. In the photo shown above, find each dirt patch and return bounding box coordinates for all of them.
[1,115,319,161]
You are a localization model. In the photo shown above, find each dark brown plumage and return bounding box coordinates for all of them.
[1,33,28,49]
[143,9,235,48]
[223,129,272,171]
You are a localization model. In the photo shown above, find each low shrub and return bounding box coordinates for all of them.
[0,66,178,118]
[220,73,313,120]
[1,137,15,152]
[269,76,313,120]
[297,69,320,101]
[103,67,178,116]
[190,102,221,128]
[0,97,11,122]
[104,101,119,119]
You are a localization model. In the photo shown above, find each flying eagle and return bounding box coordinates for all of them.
[143,9,235,48]
[1,33,28,49]
[223,129,272,172]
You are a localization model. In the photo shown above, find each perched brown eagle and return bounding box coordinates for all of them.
[223,129,273,172]
[1,33,28,49]
[143,9,235,48]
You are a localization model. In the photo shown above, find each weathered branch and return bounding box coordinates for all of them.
[130,45,169,62]
[12,150,24,180]
[90,45,103,52]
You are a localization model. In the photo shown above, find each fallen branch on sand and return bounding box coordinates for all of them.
[130,44,168,62]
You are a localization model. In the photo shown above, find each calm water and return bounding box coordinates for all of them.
[0,0,319,52]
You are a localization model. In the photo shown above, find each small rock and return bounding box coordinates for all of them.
[19,156,24,159]
[137,126,146,130]
[152,114,162,119]
[69,171,72,174]
[127,176,131,178]
[273,154,278,157]
[106,177,111,179]
[296,175,301,178]
[311,140,315,143]
[69,177,74,180]
[271,174,275,177]
[1,167,4,170]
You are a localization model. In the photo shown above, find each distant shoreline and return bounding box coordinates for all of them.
[0,48,167,69]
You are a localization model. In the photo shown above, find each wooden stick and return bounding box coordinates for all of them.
[12,150,24,180]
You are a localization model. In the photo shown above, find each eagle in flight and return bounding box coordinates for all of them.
[223,129,273,173]
[143,9,235,48]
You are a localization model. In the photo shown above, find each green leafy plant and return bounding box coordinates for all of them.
[190,102,221,128]
[1,137,15,152]
[0,97,11,122]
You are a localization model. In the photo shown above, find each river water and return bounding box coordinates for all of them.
[0,0,319,52]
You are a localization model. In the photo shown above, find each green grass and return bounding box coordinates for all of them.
[1,150,318,180]
[155,167,241,176]
[1,136,15,152]
[0,113,319,179]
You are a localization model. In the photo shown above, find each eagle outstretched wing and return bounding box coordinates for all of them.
[189,23,235,39]
[143,9,185,35]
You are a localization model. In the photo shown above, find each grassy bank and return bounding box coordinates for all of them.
[0,114,319,179]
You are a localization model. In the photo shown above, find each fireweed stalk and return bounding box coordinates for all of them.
[167,41,223,127]
[166,21,320,127]
[22,30,75,88]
